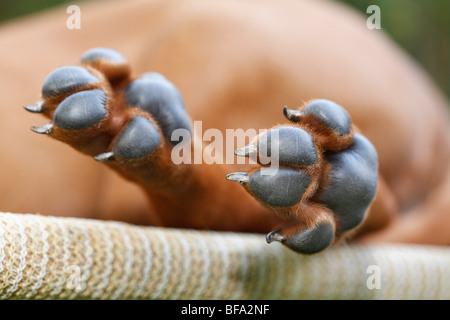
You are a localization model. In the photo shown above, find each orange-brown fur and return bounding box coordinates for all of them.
[0,0,448,245]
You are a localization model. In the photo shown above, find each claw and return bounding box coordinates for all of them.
[283,105,302,122]
[266,230,286,243]
[234,144,257,157]
[94,152,115,162]
[30,123,53,134]
[226,172,249,184]
[23,100,44,113]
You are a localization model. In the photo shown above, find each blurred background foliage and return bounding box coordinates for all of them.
[0,0,448,97]
[341,0,449,99]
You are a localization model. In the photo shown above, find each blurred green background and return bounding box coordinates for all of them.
[0,0,448,97]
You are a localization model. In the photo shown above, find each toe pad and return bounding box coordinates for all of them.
[114,116,161,159]
[80,47,127,64]
[53,89,107,130]
[249,168,311,207]
[285,223,334,254]
[303,99,351,136]
[42,66,99,98]
[258,126,318,166]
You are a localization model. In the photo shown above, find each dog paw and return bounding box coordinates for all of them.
[227,100,378,254]
[24,47,191,187]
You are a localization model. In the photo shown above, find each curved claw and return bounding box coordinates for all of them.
[23,100,44,113]
[30,123,53,135]
[94,152,115,162]
[226,172,249,184]
[283,105,302,122]
[266,229,286,243]
[234,144,257,157]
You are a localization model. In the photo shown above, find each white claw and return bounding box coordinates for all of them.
[226,172,249,184]
[234,145,257,157]
[23,100,44,113]
[30,123,53,134]
[94,152,115,162]
[266,230,286,243]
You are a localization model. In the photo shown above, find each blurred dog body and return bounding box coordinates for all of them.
[0,0,448,244]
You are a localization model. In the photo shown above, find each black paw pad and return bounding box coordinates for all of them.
[124,74,191,143]
[42,66,99,98]
[319,134,378,232]
[257,126,318,166]
[80,47,130,81]
[249,168,312,207]
[303,99,351,136]
[53,89,107,130]
[113,116,161,159]
[81,47,127,64]
[285,223,334,254]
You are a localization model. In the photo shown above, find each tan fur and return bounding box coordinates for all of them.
[0,0,448,245]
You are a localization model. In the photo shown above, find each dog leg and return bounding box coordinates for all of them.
[24,47,278,232]
[25,48,381,252]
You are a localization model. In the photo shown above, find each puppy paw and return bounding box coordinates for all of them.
[227,100,378,254]
[24,47,191,189]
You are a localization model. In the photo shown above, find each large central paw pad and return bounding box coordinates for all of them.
[124,72,191,143]
[228,99,378,254]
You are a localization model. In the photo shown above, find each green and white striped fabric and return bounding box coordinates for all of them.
[0,212,448,299]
